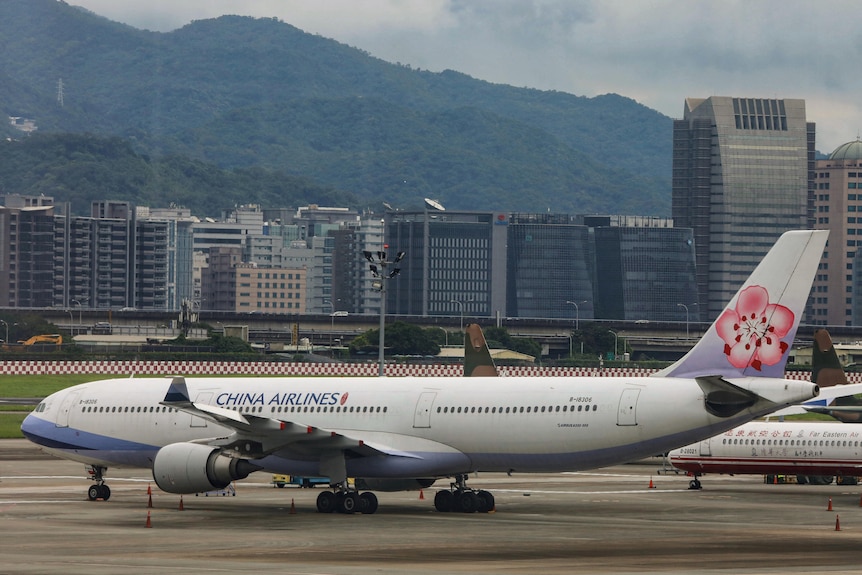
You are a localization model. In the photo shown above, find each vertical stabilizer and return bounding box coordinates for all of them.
[464,324,498,376]
[811,329,848,387]
[653,230,828,379]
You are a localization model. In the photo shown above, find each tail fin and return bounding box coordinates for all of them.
[811,329,848,387]
[653,230,828,379]
[464,323,498,376]
[804,329,862,421]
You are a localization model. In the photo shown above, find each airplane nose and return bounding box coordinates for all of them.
[20,412,39,441]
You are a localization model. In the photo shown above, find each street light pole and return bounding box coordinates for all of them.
[677,302,698,338]
[363,246,405,377]
[565,300,587,331]
[72,299,81,336]
[450,299,466,332]
[565,300,587,356]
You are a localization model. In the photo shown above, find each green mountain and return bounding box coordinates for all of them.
[0,0,672,216]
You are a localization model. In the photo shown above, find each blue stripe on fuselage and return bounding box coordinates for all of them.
[21,414,158,467]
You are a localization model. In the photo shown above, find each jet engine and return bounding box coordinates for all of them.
[354,477,436,492]
[153,442,261,494]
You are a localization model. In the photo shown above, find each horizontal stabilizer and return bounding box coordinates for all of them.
[695,376,758,417]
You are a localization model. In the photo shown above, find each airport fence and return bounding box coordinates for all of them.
[0,360,850,382]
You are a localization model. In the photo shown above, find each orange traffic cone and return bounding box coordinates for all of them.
[145,510,152,528]
[419,489,425,500]
[835,514,841,531]
[648,477,656,489]
[147,484,153,508]
[178,496,184,511]
[828,497,833,511]
[289,498,296,515]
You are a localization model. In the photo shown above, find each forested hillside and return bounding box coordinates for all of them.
[0,134,353,216]
[0,0,673,215]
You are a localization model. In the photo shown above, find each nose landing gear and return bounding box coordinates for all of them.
[86,465,111,501]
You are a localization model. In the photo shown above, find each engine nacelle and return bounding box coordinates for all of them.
[153,442,260,494]
[354,477,436,492]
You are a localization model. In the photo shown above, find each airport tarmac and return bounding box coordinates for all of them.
[2,439,862,575]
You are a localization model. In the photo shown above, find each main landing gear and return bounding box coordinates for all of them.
[316,486,379,514]
[86,465,111,501]
[433,473,495,513]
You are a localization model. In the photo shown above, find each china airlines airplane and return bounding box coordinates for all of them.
[22,230,826,515]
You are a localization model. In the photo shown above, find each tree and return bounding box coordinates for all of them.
[483,326,542,359]
[349,321,440,356]
[574,323,629,359]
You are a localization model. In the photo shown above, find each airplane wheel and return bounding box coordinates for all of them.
[688,479,702,490]
[457,490,478,513]
[101,485,111,501]
[359,492,378,514]
[316,491,337,513]
[338,492,358,514]
[476,490,495,513]
[434,490,453,512]
[88,485,100,501]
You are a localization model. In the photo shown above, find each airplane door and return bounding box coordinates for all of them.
[413,392,436,428]
[57,389,83,428]
[699,438,712,457]
[190,392,212,428]
[617,388,640,426]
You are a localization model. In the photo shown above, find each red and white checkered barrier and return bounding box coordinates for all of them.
[0,360,853,383]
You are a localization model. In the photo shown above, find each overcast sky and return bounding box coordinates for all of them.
[68,0,862,153]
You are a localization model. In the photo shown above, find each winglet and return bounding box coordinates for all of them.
[654,230,828,379]
[464,323,498,376]
[163,376,191,404]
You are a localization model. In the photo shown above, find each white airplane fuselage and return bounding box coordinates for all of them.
[23,374,816,480]
[669,420,862,477]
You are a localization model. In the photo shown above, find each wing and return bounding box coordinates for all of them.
[161,377,422,461]
[768,382,862,420]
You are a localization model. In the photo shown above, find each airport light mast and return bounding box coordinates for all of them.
[363,246,405,376]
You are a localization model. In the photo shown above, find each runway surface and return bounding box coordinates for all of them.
[2,439,862,575]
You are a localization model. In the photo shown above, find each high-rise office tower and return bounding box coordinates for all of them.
[672,97,815,319]
[814,139,862,325]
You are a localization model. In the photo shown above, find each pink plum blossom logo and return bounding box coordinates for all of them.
[715,285,795,371]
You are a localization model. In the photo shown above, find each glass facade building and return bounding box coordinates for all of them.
[593,226,698,322]
[506,214,593,319]
[385,210,508,318]
[672,97,814,319]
